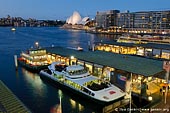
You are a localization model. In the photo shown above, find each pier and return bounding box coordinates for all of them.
[0,80,31,113]
[18,46,169,112]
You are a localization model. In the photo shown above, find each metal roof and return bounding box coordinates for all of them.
[0,80,31,113]
[45,46,164,77]
[95,41,170,50]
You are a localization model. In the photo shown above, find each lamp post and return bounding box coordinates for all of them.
[129,73,132,113]
[163,61,170,104]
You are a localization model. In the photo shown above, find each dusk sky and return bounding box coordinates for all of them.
[0,0,170,20]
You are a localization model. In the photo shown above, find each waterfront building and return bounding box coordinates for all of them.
[95,10,170,34]
[129,10,169,29]
[117,10,134,28]
[44,46,169,111]
[44,46,166,91]
[66,11,90,25]
[66,11,82,25]
[19,46,168,111]
[94,41,170,60]
[119,10,170,34]
[63,11,91,30]
[95,10,120,28]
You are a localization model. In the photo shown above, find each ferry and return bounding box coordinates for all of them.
[117,34,170,44]
[40,62,125,104]
[67,46,83,51]
[18,43,49,72]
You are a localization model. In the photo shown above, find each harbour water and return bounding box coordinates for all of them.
[0,27,116,113]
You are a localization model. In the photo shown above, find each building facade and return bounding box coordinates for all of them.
[96,10,170,33]
[117,10,134,28]
[95,10,120,28]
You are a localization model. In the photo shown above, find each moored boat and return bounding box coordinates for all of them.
[40,62,125,104]
[18,42,49,72]
[117,34,170,44]
[67,46,83,51]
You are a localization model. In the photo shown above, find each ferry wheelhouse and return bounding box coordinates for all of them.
[40,62,125,104]
[18,47,49,72]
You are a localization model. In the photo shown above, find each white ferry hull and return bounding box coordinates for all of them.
[40,70,125,105]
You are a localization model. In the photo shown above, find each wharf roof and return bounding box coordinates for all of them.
[95,41,170,50]
[45,46,164,77]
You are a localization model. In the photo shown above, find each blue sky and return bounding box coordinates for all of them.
[0,0,170,20]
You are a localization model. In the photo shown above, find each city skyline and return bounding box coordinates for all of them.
[0,0,170,20]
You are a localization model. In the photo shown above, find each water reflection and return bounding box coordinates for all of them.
[67,30,82,48]
[0,27,117,113]
[40,77,97,113]
[21,68,47,97]
[70,99,84,112]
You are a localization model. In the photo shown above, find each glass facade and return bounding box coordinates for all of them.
[96,10,120,28]
[96,10,170,30]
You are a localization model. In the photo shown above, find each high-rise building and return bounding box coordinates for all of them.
[151,11,170,29]
[117,10,134,28]
[133,10,170,29]
[95,10,120,28]
[96,10,170,30]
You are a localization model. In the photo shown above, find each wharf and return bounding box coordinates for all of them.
[0,80,31,113]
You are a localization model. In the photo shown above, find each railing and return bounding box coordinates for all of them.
[102,98,130,113]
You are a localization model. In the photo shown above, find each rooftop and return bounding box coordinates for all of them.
[45,46,164,77]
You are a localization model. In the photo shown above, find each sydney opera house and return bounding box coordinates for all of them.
[62,11,92,29]
[66,11,90,25]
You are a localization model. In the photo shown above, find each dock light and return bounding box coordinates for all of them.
[35,42,39,48]
[70,56,74,59]
[148,96,152,101]
[138,76,142,80]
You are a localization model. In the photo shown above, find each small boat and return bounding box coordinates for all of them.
[11,27,16,31]
[67,46,83,51]
[40,62,125,104]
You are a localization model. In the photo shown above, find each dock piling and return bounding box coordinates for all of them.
[14,55,18,70]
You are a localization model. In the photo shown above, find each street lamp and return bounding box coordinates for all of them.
[148,95,153,101]
[35,42,39,48]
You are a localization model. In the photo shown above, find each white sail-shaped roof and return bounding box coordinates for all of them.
[66,11,90,25]
[66,11,82,25]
